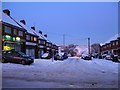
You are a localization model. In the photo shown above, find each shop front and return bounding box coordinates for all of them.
[38,46,46,58]
[26,42,37,58]
[2,35,25,52]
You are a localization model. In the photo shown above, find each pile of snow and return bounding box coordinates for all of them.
[75,45,88,55]
[41,53,49,58]
[2,58,119,88]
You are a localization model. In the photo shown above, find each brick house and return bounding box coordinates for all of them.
[1,9,59,59]
[31,29,46,58]
[19,20,39,58]
[1,10,26,53]
[101,34,120,56]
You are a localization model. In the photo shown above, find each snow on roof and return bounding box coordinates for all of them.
[2,12,22,28]
[103,33,120,45]
[18,22,36,35]
[31,30,45,40]
[100,43,104,46]
[43,36,52,43]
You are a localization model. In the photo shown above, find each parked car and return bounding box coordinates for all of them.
[81,54,92,60]
[54,54,64,60]
[103,54,119,62]
[105,54,113,60]
[2,50,34,65]
[54,52,68,60]
[41,53,52,59]
[102,54,108,59]
[118,56,120,62]
[62,52,68,59]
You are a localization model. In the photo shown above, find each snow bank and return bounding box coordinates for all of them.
[75,45,88,55]
[2,58,119,88]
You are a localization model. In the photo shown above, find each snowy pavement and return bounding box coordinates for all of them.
[2,58,119,88]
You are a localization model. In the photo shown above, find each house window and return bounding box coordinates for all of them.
[34,37,37,41]
[43,41,45,45]
[4,26,12,34]
[13,29,17,35]
[26,35,30,40]
[116,41,118,45]
[19,31,23,36]
[31,36,33,41]
[109,44,111,47]
[49,44,51,47]
[38,40,41,44]
[46,43,49,46]
[113,42,115,46]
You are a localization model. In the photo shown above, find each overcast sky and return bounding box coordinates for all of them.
[2,2,118,46]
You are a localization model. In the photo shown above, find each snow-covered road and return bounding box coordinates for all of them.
[2,58,119,88]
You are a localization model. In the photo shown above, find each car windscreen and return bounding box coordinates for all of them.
[18,52,29,57]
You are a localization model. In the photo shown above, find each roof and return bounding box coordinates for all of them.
[43,36,52,43]
[31,30,45,40]
[18,22,36,36]
[102,33,120,45]
[2,12,22,28]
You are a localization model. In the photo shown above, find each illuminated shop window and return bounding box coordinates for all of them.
[4,35,12,41]
[16,37,20,42]
[4,46,13,50]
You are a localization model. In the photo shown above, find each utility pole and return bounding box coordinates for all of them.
[88,37,90,55]
[63,34,65,46]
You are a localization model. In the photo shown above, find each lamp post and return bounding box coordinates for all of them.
[88,37,91,55]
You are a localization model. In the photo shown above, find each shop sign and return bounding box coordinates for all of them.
[3,46,14,50]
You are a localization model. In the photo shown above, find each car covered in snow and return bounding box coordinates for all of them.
[54,54,64,60]
[2,50,34,65]
[102,54,119,62]
[41,53,52,59]
[81,54,92,60]
[54,52,68,60]
[118,56,120,62]
[105,54,113,60]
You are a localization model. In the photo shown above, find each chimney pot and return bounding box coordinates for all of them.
[3,9,10,16]
[31,26,35,30]
[44,34,47,38]
[20,20,26,25]
[39,30,42,34]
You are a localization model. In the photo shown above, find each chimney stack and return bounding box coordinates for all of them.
[20,20,26,25]
[31,26,35,30]
[39,30,42,34]
[3,9,10,16]
[44,34,47,38]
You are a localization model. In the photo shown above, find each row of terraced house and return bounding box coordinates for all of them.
[1,9,58,58]
[101,34,120,56]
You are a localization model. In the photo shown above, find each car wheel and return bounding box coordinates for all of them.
[2,58,6,63]
[21,60,26,65]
